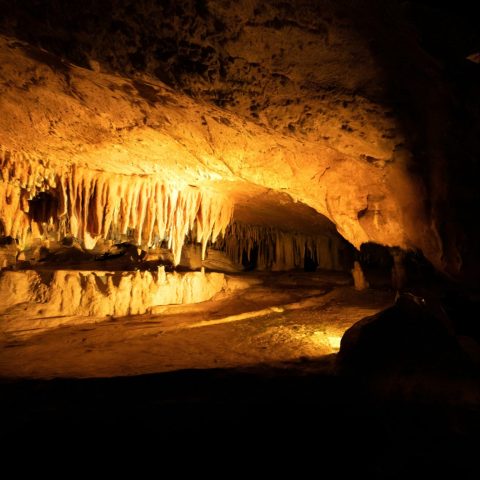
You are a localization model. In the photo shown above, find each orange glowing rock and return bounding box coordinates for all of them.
[0,150,233,264]
[351,261,369,291]
[0,267,226,329]
[0,35,448,271]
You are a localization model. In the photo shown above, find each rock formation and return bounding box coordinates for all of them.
[0,267,225,325]
[215,222,345,271]
[351,261,369,291]
[0,151,233,265]
[0,0,478,305]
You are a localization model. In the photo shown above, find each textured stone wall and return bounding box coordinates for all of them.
[0,267,226,321]
[0,0,478,279]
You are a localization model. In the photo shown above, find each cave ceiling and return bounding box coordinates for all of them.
[0,0,479,276]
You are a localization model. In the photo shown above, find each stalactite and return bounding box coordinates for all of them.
[214,222,342,271]
[0,146,234,264]
[0,148,56,248]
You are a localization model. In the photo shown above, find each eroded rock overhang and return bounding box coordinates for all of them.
[0,34,441,268]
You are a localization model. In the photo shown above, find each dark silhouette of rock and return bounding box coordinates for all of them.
[337,292,475,378]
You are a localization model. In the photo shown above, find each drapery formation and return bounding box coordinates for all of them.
[0,148,233,264]
[215,222,344,271]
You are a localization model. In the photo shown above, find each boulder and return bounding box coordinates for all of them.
[337,292,474,377]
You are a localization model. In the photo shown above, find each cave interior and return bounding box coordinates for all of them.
[0,0,479,474]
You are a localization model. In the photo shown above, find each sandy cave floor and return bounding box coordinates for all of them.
[0,271,393,379]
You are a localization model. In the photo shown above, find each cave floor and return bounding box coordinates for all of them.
[1,272,478,476]
[0,271,393,379]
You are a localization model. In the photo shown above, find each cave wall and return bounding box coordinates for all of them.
[0,0,478,280]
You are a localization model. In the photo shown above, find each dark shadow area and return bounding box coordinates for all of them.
[357,242,443,292]
[28,191,59,224]
[0,363,478,476]
[303,246,318,271]
[351,0,480,280]
[241,245,258,271]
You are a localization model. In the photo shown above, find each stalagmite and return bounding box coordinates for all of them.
[0,148,233,264]
[351,261,369,291]
[214,222,343,271]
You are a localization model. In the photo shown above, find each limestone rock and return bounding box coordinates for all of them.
[0,0,478,278]
[0,267,226,328]
[351,261,369,291]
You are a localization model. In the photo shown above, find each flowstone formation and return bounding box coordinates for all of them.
[0,267,226,327]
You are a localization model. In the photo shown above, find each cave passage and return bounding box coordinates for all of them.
[0,172,402,378]
[0,138,443,382]
[1,2,479,474]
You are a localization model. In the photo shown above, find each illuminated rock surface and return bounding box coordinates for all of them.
[0,32,431,262]
[0,268,226,329]
[1,0,478,277]
[0,0,477,332]
[0,272,391,376]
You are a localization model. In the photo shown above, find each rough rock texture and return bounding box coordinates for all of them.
[0,152,233,264]
[0,267,226,323]
[0,34,428,266]
[0,0,479,278]
[351,261,369,291]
